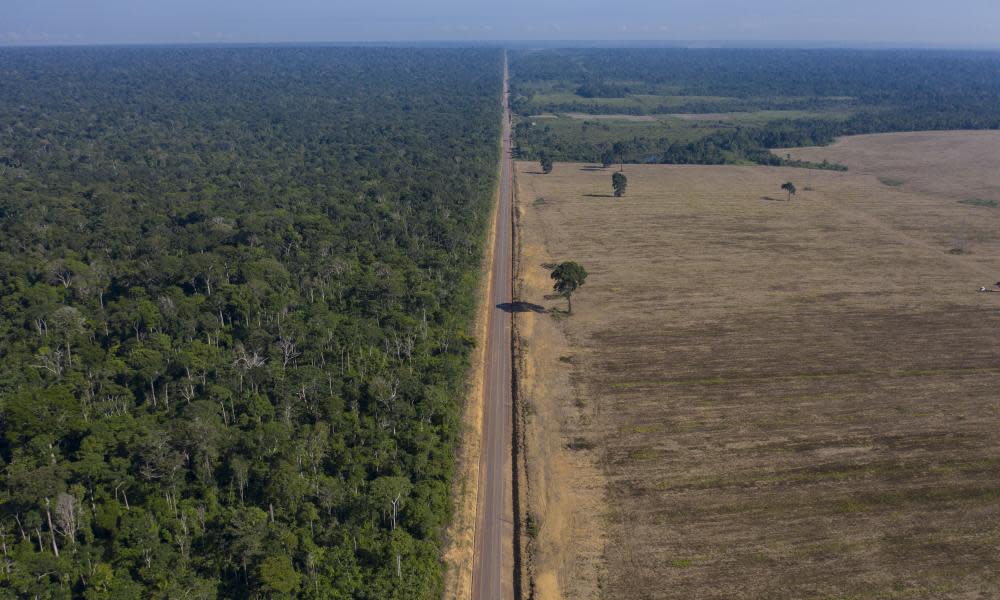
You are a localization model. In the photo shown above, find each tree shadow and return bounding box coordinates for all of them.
[525,170,548,175]
[580,165,609,171]
[761,196,787,202]
[497,301,547,313]
[584,193,613,198]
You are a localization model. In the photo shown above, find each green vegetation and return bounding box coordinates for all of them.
[0,46,502,599]
[524,514,539,540]
[958,198,998,208]
[782,182,797,201]
[601,146,616,168]
[540,154,554,174]
[524,91,747,114]
[613,172,628,198]
[511,49,1000,167]
[550,262,588,313]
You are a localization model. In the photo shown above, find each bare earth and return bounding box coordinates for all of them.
[514,134,1000,600]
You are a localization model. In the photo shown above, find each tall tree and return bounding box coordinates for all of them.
[540,154,554,174]
[550,261,588,314]
[613,172,628,198]
[781,181,797,201]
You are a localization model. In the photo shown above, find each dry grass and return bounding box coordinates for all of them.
[514,189,608,600]
[514,142,1000,600]
[783,131,1000,205]
[564,113,659,122]
[669,113,735,121]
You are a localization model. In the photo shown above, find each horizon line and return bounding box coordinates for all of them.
[2,39,1000,51]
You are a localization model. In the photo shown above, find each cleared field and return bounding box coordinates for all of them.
[514,145,1000,599]
[515,116,714,163]
[528,92,736,112]
[514,110,854,166]
[561,110,849,123]
[564,113,659,122]
[784,131,1000,206]
[519,86,855,116]
[671,112,737,121]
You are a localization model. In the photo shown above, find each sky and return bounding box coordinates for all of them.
[3,0,1000,47]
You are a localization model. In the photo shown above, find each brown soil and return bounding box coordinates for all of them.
[514,148,1000,599]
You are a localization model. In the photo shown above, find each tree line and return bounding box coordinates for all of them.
[511,48,1000,167]
[511,48,1000,111]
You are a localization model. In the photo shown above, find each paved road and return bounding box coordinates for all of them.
[472,52,514,600]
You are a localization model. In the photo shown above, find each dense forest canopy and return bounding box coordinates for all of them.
[0,46,502,599]
[511,48,1000,107]
[510,49,1000,165]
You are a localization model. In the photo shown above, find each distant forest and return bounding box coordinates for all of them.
[0,47,502,598]
[510,49,1000,165]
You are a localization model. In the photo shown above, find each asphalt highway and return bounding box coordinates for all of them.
[471,52,514,600]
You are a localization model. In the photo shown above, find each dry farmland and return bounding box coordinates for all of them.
[514,133,1000,600]
[783,131,1000,205]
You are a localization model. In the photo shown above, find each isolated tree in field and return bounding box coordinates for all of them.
[551,261,588,313]
[781,181,796,201]
[540,154,553,174]
[613,172,628,197]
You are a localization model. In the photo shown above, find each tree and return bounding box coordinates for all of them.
[540,154,553,174]
[224,506,268,585]
[54,492,80,548]
[48,305,86,368]
[370,476,412,531]
[600,147,616,169]
[612,172,628,198]
[258,555,301,596]
[550,261,588,314]
[781,181,797,201]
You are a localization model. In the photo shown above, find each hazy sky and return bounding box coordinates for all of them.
[4,0,1000,47]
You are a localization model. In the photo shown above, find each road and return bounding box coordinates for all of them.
[471,51,514,600]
